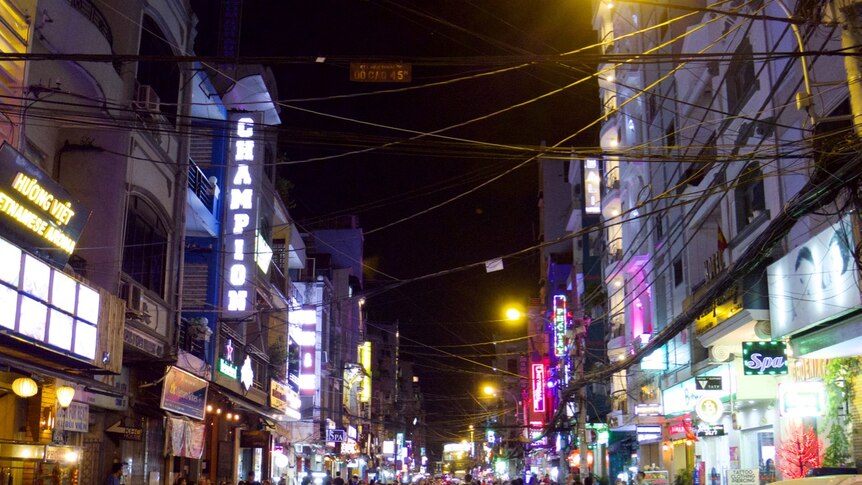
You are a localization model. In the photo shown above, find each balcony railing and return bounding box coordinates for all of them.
[67,0,113,47]
[188,158,214,212]
[179,318,208,360]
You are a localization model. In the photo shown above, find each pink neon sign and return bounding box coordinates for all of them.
[532,363,546,412]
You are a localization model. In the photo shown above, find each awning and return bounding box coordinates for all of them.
[0,353,124,397]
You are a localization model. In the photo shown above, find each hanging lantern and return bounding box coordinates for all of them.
[12,377,38,398]
[56,385,76,408]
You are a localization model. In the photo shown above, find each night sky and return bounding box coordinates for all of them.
[192,0,599,447]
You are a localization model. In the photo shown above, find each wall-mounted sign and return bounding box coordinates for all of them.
[742,341,788,375]
[0,143,89,268]
[662,367,731,415]
[696,424,726,437]
[636,425,662,442]
[768,217,860,338]
[57,402,89,432]
[668,422,688,437]
[640,344,668,370]
[778,381,826,417]
[728,469,758,485]
[584,159,601,214]
[635,403,663,416]
[218,338,238,379]
[290,307,317,395]
[326,429,346,442]
[552,295,568,357]
[160,366,208,420]
[0,236,101,362]
[270,379,300,420]
[695,396,724,423]
[695,376,723,391]
[240,355,254,391]
[694,284,743,336]
[531,363,546,413]
[222,114,262,317]
[382,440,395,455]
[106,419,143,441]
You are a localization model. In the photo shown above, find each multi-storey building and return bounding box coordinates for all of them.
[0,3,313,485]
[591,0,862,482]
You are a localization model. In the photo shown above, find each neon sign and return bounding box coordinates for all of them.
[218,339,238,379]
[290,307,317,395]
[0,143,88,267]
[532,363,546,412]
[553,295,567,357]
[223,114,260,315]
[584,158,601,214]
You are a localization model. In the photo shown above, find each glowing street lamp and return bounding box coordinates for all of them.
[504,307,522,321]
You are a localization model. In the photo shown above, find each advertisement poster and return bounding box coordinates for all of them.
[160,366,208,420]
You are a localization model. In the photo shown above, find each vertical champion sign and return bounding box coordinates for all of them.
[223,113,262,318]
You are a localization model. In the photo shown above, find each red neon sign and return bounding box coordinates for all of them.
[532,363,546,412]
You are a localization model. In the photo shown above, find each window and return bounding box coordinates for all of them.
[673,258,684,287]
[734,163,766,231]
[726,37,756,113]
[123,196,168,296]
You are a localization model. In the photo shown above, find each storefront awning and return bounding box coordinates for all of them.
[0,353,124,397]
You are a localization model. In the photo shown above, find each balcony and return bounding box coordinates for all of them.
[186,157,219,237]
[67,0,113,48]
[188,159,214,212]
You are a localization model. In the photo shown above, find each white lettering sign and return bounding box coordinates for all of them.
[223,115,259,317]
[744,353,785,373]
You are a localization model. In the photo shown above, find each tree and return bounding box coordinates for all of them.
[776,424,822,479]
[823,357,859,466]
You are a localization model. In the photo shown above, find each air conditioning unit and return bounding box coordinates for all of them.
[121,281,144,318]
[134,84,161,113]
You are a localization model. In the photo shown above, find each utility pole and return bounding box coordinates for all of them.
[575,318,588,483]
[840,0,862,138]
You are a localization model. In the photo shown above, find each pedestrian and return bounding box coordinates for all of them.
[463,475,473,485]
[105,463,123,485]
[247,472,261,485]
[301,475,312,485]
[323,472,333,485]
[635,472,648,485]
[334,473,345,485]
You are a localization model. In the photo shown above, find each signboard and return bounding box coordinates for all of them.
[0,143,89,268]
[662,366,731,415]
[106,420,143,440]
[636,425,662,442]
[270,379,300,419]
[742,341,788,375]
[696,424,726,437]
[240,355,254,390]
[58,402,89,432]
[290,307,317,395]
[326,429,346,442]
[552,295,568,357]
[769,216,862,339]
[694,284,743,336]
[695,376,722,391]
[584,159,601,214]
[635,403,663,416]
[160,366,208,420]
[695,397,723,423]
[270,379,289,413]
[531,363,546,413]
[0,236,101,363]
[778,381,826,417]
[222,113,262,318]
[382,440,395,455]
[728,469,759,485]
[350,63,412,83]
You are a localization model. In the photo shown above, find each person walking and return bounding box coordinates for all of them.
[334,472,345,485]
[105,463,123,485]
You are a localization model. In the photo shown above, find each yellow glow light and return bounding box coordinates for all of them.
[483,385,495,396]
[56,385,75,408]
[504,308,522,321]
[12,377,37,398]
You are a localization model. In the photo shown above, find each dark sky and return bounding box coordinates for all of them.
[192,0,599,445]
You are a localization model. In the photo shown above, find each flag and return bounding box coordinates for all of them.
[485,258,504,273]
[717,225,728,252]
